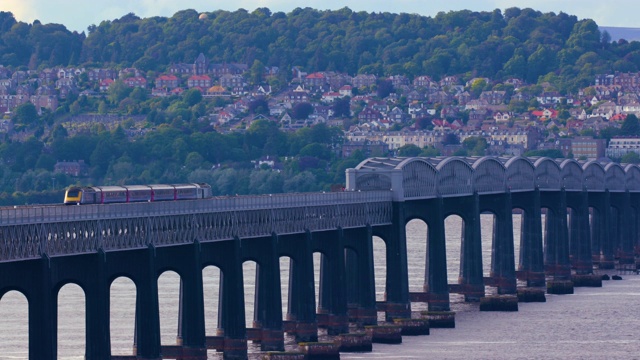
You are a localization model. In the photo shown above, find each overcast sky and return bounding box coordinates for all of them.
[3,0,637,33]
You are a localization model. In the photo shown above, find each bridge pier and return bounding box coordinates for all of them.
[454,194,485,302]
[542,190,571,281]
[376,206,411,321]
[315,228,349,335]
[281,231,318,342]
[567,191,593,275]
[599,191,616,269]
[514,189,545,287]
[425,197,451,311]
[344,226,378,326]
[217,238,248,359]
[176,241,207,357]
[488,192,517,295]
[25,257,56,360]
[134,245,162,359]
[249,234,284,351]
[616,192,635,265]
[86,250,111,359]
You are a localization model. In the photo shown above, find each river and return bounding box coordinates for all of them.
[1,215,638,359]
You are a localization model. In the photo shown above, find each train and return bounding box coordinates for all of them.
[63,183,212,205]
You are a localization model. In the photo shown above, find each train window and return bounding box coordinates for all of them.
[67,189,80,197]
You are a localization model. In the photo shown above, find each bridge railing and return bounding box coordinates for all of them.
[0,190,393,226]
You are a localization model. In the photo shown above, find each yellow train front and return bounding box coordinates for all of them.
[64,184,212,205]
[63,186,85,204]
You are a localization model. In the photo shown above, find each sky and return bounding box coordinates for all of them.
[2,0,638,33]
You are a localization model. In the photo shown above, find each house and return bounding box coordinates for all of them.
[465,99,490,110]
[338,85,353,97]
[206,85,230,97]
[536,92,563,105]
[119,68,142,79]
[169,63,193,75]
[54,160,88,176]
[479,90,506,105]
[87,68,117,82]
[357,108,382,123]
[386,107,408,123]
[352,74,376,88]
[304,72,327,88]
[322,91,341,103]
[220,74,244,89]
[187,75,212,88]
[531,108,558,121]
[30,95,58,113]
[155,74,180,89]
[123,77,147,88]
[413,75,434,87]
[193,53,208,75]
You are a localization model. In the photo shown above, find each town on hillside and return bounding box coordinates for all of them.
[2,52,640,162]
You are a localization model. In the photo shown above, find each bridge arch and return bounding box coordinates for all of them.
[625,164,640,192]
[559,159,583,191]
[471,156,506,194]
[352,157,396,191]
[604,163,626,192]
[582,160,606,191]
[436,157,473,197]
[397,158,438,199]
[503,156,535,191]
[533,157,562,190]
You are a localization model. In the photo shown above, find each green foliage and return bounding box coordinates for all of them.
[0,7,627,92]
[12,102,39,128]
[462,136,487,156]
[524,149,564,158]
[397,144,422,157]
[292,102,314,120]
[620,114,640,136]
[621,151,640,164]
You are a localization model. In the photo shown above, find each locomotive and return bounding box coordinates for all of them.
[63,183,212,205]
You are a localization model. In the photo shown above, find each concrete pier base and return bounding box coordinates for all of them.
[547,280,574,294]
[571,274,602,287]
[517,288,546,302]
[479,295,518,311]
[335,333,372,352]
[298,342,340,360]
[393,318,430,335]
[365,325,402,344]
[420,311,456,328]
[262,352,305,360]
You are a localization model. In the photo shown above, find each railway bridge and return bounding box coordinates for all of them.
[0,156,638,359]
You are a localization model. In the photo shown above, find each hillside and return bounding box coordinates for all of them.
[2,8,640,92]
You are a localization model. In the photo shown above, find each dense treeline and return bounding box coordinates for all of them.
[2,7,640,91]
[0,118,364,205]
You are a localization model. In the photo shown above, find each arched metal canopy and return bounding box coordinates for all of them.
[346,156,632,200]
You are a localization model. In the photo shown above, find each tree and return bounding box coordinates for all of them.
[620,114,640,136]
[107,80,132,104]
[12,102,38,127]
[292,102,314,120]
[621,151,640,164]
[249,59,266,84]
[332,97,351,118]
[183,88,203,106]
[396,144,422,157]
[462,136,487,156]
[248,98,270,115]
[376,79,393,99]
[442,133,460,145]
